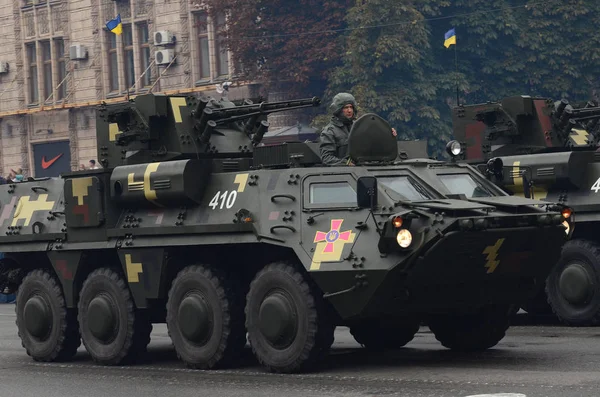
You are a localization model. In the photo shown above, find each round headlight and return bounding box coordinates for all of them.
[446,140,462,157]
[396,229,413,248]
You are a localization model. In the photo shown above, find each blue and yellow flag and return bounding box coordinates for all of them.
[444,28,456,48]
[106,14,122,35]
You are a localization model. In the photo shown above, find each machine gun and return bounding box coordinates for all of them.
[96,93,320,167]
[452,95,600,163]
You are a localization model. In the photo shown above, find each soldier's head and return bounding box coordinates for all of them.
[330,93,357,121]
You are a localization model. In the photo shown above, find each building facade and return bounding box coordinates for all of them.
[0,0,262,178]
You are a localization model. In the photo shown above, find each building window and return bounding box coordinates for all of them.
[27,43,38,104]
[107,31,118,92]
[194,12,210,79]
[214,14,229,77]
[41,41,52,102]
[138,22,151,87]
[55,38,66,100]
[123,24,135,90]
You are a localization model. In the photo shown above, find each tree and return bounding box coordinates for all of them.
[324,0,459,157]
[439,0,600,103]
[203,0,353,96]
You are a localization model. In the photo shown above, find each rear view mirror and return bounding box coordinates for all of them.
[356,176,378,208]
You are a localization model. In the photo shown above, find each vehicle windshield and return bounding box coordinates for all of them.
[378,176,431,201]
[437,173,493,198]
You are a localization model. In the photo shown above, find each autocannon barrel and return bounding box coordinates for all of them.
[203,97,321,124]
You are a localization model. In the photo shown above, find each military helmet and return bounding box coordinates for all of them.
[330,92,357,116]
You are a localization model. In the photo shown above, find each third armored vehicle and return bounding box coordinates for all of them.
[0,92,570,373]
[453,95,600,325]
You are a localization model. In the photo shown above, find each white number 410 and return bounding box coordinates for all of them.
[209,190,238,210]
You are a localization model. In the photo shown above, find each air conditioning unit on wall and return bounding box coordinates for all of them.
[155,49,175,65]
[0,62,8,74]
[69,44,88,60]
[154,31,175,46]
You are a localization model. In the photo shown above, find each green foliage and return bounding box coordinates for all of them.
[324,0,600,157]
[203,0,353,95]
[209,0,600,157]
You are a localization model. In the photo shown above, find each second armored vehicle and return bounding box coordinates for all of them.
[453,95,600,325]
[0,92,571,373]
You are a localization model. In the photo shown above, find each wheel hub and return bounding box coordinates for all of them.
[258,292,297,349]
[23,295,51,339]
[87,295,117,342]
[178,294,212,344]
[559,263,594,305]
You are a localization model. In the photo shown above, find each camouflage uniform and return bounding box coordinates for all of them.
[319,93,357,165]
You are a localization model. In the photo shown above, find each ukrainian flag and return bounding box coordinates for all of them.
[444,28,456,48]
[106,14,123,35]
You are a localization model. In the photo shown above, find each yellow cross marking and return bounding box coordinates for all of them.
[234,173,249,192]
[511,161,522,187]
[127,163,162,206]
[570,128,589,146]
[510,160,548,200]
[109,123,122,142]
[170,97,187,123]
[125,254,143,283]
[12,194,55,227]
[483,238,505,274]
[72,177,93,205]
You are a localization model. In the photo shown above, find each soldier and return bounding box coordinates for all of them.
[319,92,396,165]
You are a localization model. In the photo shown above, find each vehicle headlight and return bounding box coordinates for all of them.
[446,140,462,157]
[396,229,412,248]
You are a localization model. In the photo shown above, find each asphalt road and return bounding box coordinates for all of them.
[0,304,598,397]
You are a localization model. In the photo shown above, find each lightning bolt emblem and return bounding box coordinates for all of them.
[482,238,505,274]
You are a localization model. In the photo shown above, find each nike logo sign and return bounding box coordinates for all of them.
[41,153,63,169]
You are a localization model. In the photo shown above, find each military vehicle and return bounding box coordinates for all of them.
[452,95,600,325]
[0,91,571,374]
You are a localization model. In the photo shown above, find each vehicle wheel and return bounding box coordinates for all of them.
[428,304,511,351]
[245,262,335,373]
[15,269,80,362]
[546,239,600,326]
[166,265,246,369]
[350,317,420,350]
[77,268,152,365]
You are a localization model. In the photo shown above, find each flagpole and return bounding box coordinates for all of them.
[454,38,459,106]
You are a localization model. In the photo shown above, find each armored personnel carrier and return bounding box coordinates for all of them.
[453,95,600,325]
[0,92,570,374]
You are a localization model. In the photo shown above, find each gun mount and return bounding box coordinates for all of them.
[452,95,600,163]
[96,93,321,168]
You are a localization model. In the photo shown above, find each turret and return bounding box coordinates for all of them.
[95,92,321,168]
[452,95,600,163]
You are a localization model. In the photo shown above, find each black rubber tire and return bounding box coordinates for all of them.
[427,305,511,351]
[350,317,420,350]
[77,268,152,365]
[166,265,246,369]
[15,269,80,362]
[245,262,335,373]
[546,239,600,326]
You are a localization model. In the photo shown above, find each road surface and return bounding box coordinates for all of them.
[0,305,596,397]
